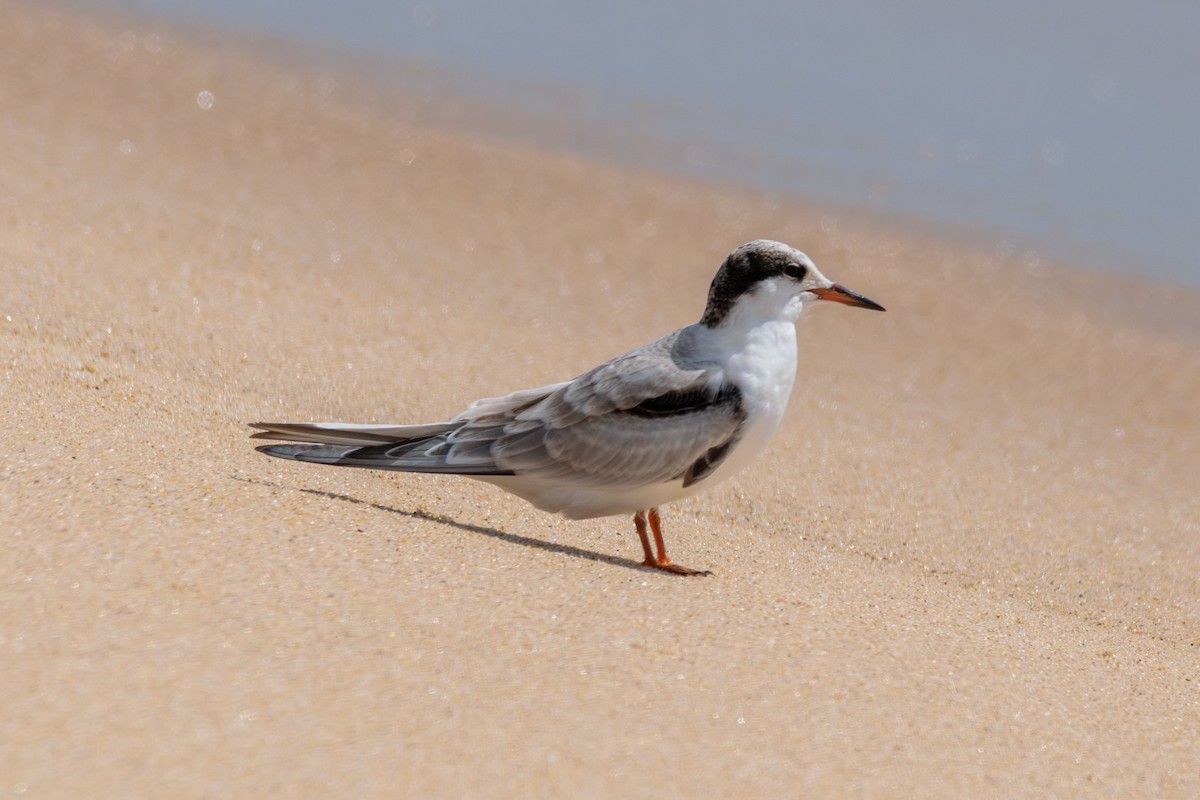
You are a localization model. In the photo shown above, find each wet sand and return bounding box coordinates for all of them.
[3,4,1198,797]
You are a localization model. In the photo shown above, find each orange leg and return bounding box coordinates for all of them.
[632,508,712,576]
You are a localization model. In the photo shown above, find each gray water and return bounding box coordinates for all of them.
[66,0,1200,286]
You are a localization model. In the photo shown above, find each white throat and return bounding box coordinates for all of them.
[696,282,806,460]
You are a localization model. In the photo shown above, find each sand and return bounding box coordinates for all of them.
[3,3,1199,797]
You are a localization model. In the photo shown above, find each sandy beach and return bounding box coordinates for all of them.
[3,3,1199,796]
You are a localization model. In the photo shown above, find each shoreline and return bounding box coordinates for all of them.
[46,0,1200,296]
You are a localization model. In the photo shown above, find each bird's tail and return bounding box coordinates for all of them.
[249,421,513,476]
[249,421,456,446]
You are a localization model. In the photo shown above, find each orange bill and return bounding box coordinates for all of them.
[810,284,885,311]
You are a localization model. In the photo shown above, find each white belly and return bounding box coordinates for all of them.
[478,474,701,520]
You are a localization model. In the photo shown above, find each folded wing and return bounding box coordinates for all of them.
[252,330,745,489]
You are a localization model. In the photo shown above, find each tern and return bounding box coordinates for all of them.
[252,240,884,575]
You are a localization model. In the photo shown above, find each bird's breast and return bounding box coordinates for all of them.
[692,319,799,487]
[721,319,798,421]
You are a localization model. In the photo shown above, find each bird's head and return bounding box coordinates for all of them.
[701,239,884,328]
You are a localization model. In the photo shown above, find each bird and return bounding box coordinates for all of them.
[251,239,884,575]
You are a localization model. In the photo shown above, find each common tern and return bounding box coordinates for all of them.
[252,240,884,575]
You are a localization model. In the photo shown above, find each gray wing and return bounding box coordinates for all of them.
[254,327,745,488]
[464,328,746,488]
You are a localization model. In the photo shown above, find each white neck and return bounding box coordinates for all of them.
[698,284,805,418]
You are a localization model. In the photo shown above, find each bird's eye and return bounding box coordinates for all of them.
[784,263,807,280]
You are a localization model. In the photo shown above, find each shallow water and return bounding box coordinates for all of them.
[64,0,1200,286]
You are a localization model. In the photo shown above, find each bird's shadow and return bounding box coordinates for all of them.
[232,474,647,573]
